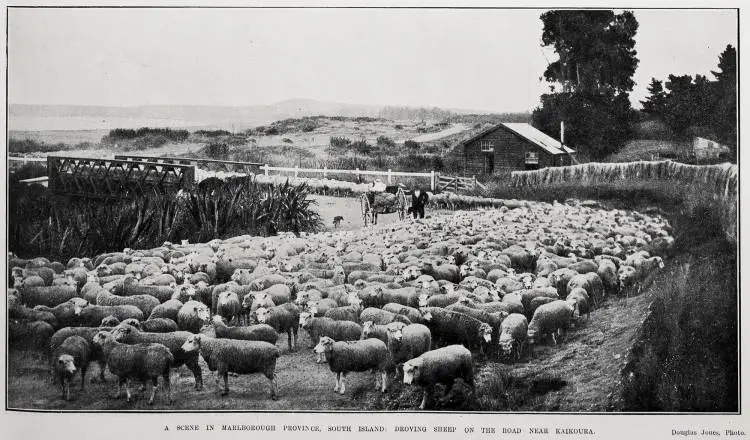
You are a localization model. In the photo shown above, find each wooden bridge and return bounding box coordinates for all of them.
[46,156,196,199]
[113,155,263,173]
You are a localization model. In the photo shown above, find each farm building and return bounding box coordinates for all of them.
[445,123,576,175]
[692,136,731,161]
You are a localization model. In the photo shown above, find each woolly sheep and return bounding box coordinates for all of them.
[498,313,528,361]
[402,345,474,410]
[53,335,91,400]
[420,307,492,352]
[211,315,278,345]
[11,304,59,328]
[177,300,211,333]
[324,299,364,323]
[93,330,173,405]
[113,323,203,391]
[216,291,242,324]
[386,324,432,367]
[359,307,411,326]
[381,303,424,324]
[255,303,300,352]
[419,261,460,283]
[96,290,160,317]
[314,336,391,395]
[181,334,279,398]
[139,318,180,333]
[148,299,183,322]
[360,320,407,345]
[76,304,144,327]
[9,319,55,350]
[18,285,80,308]
[566,288,590,322]
[527,300,575,346]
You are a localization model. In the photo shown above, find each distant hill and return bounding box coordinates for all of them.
[9,99,505,131]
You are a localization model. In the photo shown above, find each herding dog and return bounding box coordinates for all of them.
[333,216,344,228]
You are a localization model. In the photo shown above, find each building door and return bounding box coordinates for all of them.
[484,154,494,174]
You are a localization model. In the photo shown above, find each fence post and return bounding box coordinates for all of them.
[323,166,327,179]
[430,171,435,192]
[356,167,360,183]
[294,166,299,179]
[264,164,269,176]
[473,175,476,189]
[387,169,392,184]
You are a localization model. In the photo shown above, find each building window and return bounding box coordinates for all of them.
[525,151,539,164]
[480,139,494,152]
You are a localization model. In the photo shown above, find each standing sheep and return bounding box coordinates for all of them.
[211,315,279,344]
[497,313,528,361]
[216,291,242,324]
[93,330,173,405]
[181,334,279,398]
[527,300,575,346]
[53,335,92,400]
[386,324,431,369]
[314,336,391,395]
[113,323,203,391]
[254,303,300,352]
[402,345,475,410]
[177,300,211,334]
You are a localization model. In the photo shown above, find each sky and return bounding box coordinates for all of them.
[7,7,738,112]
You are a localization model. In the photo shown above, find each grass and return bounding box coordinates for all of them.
[8,178,323,261]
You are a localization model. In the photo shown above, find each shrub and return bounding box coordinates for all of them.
[194,129,231,137]
[282,138,293,144]
[8,178,322,261]
[404,140,420,150]
[204,143,230,159]
[376,136,396,148]
[330,136,352,149]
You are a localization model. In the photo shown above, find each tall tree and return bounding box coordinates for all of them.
[641,78,667,116]
[533,10,639,159]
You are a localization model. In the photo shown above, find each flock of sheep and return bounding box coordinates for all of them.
[8,198,673,409]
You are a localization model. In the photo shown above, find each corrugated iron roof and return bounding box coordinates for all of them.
[501,123,576,155]
[456,122,575,155]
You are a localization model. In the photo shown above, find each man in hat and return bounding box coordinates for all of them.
[411,188,429,219]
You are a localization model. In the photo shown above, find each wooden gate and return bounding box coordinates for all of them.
[436,174,485,193]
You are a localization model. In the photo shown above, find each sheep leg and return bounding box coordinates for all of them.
[124,379,133,403]
[381,371,388,393]
[221,373,229,396]
[293,328,299,351]
[63,379,70,401]
[339,373,346,395]
[80,365,88,390]
[268,373,278,401]
[148,378,158,405]
[551,331,557,345]
[187,357,203,391]
[163,373,173,405]
[287,330,293,352]
[333,372,340,392]
[115,378,125,399]
[419,389,431,410]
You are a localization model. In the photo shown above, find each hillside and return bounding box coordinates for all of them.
[8,100,500,132]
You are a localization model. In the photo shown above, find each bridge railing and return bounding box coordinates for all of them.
[47,156,195,199]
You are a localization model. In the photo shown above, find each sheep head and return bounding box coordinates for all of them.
[479,323,493,343]
[299,312,312,328]
[181,334,202,353]
[387,326,403,342]
[313,336,334,354]
[361,321,375,338]
[120,318,141,330]
[402,358,424,385]
[255,307,270,324]
[56,354,77,377]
